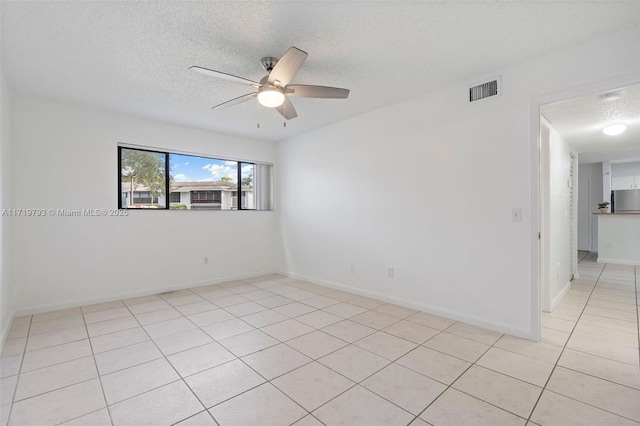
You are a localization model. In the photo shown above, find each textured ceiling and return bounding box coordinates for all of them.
[542,84,640,164]
[2,1,640,142]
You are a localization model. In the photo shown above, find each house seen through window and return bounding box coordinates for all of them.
[119,147,270,210]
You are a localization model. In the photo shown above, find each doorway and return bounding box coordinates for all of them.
[530,73,639,341]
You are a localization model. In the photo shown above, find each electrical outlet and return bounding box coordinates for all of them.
[605,242,612,248]
[387,267,394,278]
[512,208,522,222]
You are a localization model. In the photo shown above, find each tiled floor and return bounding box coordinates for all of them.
[0,256,638,425]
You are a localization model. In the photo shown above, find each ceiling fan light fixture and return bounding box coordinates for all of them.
[602,124,627,136]
[257,87,285,108]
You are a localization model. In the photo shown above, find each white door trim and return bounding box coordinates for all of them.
[577,177,591,252]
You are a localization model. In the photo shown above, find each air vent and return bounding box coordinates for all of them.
[469,76,501,102]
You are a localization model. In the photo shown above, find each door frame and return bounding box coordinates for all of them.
[570,153,578,281]
[528,72,639,341]
[577,177,591,252]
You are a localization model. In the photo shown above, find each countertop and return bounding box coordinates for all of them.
[594,212,640,215]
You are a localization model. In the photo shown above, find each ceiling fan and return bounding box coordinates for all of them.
[190,46,350,120]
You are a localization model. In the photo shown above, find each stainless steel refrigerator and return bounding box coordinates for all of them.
[612,189,640,212]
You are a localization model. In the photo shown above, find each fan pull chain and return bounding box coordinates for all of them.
[256,102,260,128]
[283,101,287,127]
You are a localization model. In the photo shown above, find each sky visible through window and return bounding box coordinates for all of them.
[170,154,252,183]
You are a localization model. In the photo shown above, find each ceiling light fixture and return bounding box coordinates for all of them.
[602,124,627,136]
[257,87,285,108]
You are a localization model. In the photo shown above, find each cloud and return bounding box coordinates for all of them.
[173,173,189,182]
[202,163,237,182]
[241,165,254,173]
[224,160,237,166]
[184,162,189,165]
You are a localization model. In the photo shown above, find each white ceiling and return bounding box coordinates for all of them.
[542,83,640,165]
[2,1,639,142]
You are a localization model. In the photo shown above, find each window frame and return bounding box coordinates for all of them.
[118,146,169,210]
[118,145,264,211]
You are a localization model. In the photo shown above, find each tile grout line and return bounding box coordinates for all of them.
[81,305,115,426]
[525,260,605,422]
[409,323,535,425]
[4,315,110,425]
[525,260,620,423]
[184,281,361,425]
[187,297,435,423]
[115,282,323,424]
[545,264,640,422]
[4,314,34,426]
[4,270,636,425]
[120,296,221,426]
[6,288,521,425]
[3,287,236,423]
[226,300,414,424]
[69,297,215,420]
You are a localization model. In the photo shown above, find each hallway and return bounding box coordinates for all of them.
[535,251,639,423]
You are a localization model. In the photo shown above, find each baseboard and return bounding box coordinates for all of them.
[280,270,532,340]
[596,257,640,266]
[13,270,278,317]
[550,280,572,312]
[0,310,15,354]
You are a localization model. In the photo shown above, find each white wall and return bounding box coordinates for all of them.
[11,94,277,314]
[544,122,574,311]
[597,215,640,265]
[0,47,15,341]
[277,25,640,339]
[611,161,640,177]
[578,162,603,251]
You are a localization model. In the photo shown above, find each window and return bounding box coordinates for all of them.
[133,191,152,204]
[118,146,273,211]
[169,192,181,203]
[240,162,255,209]
[119,148,167,209]
[190,191,221,204]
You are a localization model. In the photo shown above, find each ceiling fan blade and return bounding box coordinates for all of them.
[286,84,350,99]
[211,93,257,110]
[275,96,298,120]
[190,66,261,88]
[268,47,308,87]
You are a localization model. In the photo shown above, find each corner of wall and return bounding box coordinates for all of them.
[549,280,572,312]
[0,43,16,350]
[280,269,533,339]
